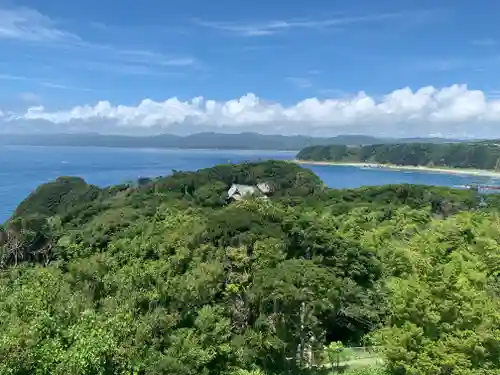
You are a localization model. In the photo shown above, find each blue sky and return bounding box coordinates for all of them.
[1,0,500,137]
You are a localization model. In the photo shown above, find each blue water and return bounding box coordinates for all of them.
[1,146,498,222]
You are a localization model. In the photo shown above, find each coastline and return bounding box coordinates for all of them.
[294,160,500,178]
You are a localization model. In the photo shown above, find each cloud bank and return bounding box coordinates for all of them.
[3,84,500,138]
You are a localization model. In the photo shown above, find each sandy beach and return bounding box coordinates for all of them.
[294,160,500,178]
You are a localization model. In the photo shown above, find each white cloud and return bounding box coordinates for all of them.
[6,84,500,137]
[113,50,195,67]
[0,6,196,77]
[195,10,436,36]
[0,7,77,42]
[196,13,400,36]
[78,46,197,71]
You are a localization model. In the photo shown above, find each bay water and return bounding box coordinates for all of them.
[1,145,498,222]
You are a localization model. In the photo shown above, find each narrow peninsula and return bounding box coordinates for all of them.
[296,142,500,176]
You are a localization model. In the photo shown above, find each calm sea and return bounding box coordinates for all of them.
[1,146,498,222]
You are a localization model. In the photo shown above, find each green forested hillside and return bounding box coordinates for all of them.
[0,160,499,374]
[297,142,500,170]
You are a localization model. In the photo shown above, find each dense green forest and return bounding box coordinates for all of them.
[0,133,458,151]
[297,142,500,170]
[1,160,500,374]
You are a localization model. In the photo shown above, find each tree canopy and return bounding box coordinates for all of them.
[0,160,498,374]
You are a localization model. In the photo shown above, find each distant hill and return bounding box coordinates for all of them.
[297,142,500,170]
[0,132,461,151]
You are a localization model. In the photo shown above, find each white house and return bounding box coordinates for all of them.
[227,182,272,202]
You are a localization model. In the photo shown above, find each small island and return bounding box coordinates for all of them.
[296,142,500,176]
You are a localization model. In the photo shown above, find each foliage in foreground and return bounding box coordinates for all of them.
[0,160,499,374]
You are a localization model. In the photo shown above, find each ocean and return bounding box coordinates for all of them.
[1,145,498,222]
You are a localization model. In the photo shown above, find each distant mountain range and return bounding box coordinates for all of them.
[0,132,465,151]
